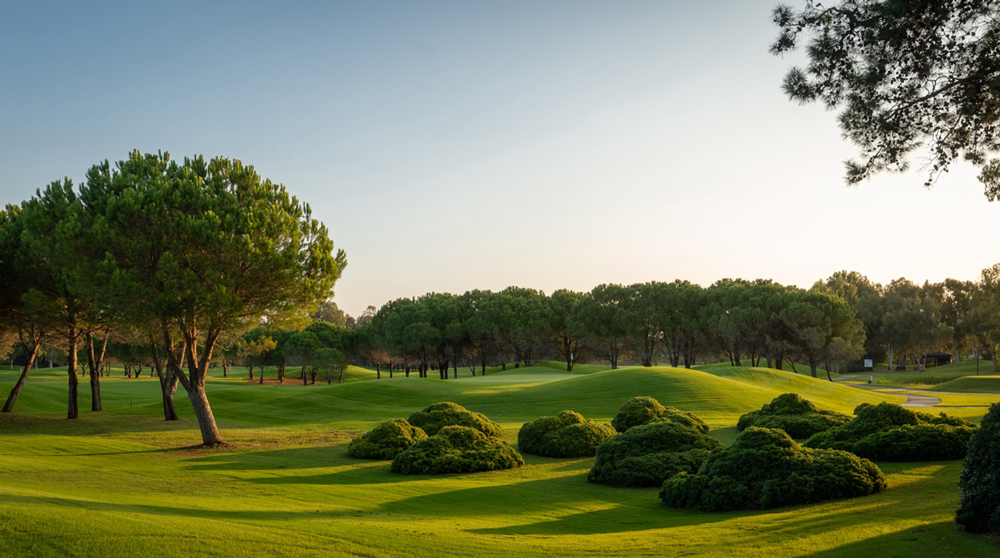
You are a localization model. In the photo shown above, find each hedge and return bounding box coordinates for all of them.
[407,402,504,438]
[737,393,852,439]
[588,420,719,487]
[956,402,1000,534]
[518,411,617,458]
[660,427,887,511]
[390,425,524,475]
[610,396,709,433]
[347,419,428,460]
[804,402,975,461]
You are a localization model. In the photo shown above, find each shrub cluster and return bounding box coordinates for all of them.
[737,393,852,439]
[517,410,617,458]
[660,427,887,511]
[407,402,504,438]
[804,402,975,461]
[347,419,428,460]
[391,425,524,474]
[956,402,1000,534]
[610,396,709,433]
[588,420,720,487]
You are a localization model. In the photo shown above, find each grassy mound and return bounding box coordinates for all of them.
[805,402,976,461]
[390,425,524,475]
[517,410,617,458]
[737,393,852,439]
[661,427,887,511]
[610,396,709,433]
[347,419,428,460]
[588,420,720,487]
[957,402,1000,535]
[930,375,1000,393]
[407,402,504,438]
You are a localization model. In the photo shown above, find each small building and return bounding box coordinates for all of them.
[924,351,952,367]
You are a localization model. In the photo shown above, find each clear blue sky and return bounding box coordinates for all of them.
[2,1,996,315]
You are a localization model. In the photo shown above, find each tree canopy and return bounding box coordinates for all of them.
[773,0,1000,197]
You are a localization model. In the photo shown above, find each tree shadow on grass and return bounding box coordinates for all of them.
[469,504,732,535]
[803,521,1000,558]
[248,462,420,486]
[182,444,351,471]
[0,493,360,522]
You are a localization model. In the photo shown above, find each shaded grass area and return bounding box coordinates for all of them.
[0,364,996,557]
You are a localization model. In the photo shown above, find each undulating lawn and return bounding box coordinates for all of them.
[1,363,998,557]
[841,360,1000,390]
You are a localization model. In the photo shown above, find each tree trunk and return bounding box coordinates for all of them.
[67,331,79,419]
[278,363,285,383]
[3,343,39,413]
[810,363,818,378]
[150,341,179,421]
[301,365,308,385]
[185,383,222,445]
[86,332,102,412]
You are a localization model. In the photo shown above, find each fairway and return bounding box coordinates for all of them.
[2,364,999,557]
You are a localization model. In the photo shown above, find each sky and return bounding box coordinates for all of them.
[2,0,997,316]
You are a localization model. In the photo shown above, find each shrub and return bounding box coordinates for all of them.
[588,420,720,487]
[610,396,709,433]
[390,425,524,475]
[737,393,852,439]
[660,427,887,511]
[956,402,1000,534]
[518,411,617,458]
[805,402,975,461]
[407,402,504,438]
[347,419,428,460]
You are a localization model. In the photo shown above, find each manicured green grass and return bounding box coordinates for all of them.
[930,375,1000,394]
[843,360,1000,390]
[0,363,997,557]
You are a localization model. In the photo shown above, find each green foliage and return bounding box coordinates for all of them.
[588,420,719,487]
[661,427,887,511]
[610,396,708,433]
[390,425,524,475]
[407,402,504,438]
[805,402,975,461]
[347,419,428,460]
[737,393,852,439]
[957,402,1000,534]
[517,410,616,458]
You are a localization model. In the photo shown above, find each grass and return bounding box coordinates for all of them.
[1,362,998,557]
[842,360,1000,390]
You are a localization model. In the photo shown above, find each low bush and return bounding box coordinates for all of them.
[956,402,1000,534]
[407,402,504,438]
[588,420,720,487]
[518,411,617,458]
[737,393,852,439]
[610,396,709,433]
[347,419,428,460]
[805,402,975,461]
[390,425,524,475]
[660,427,887,511]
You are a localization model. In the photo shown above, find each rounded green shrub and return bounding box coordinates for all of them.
[805,402,975,461]
[956,402,1000,534]
[517,410,617,458]
[588,420,720,487]
[737,393,852,439]
[660,427,887,511]
[347,419,428,460]
[610,396,709,433]
[390,425,524,475]
[407,402,504,438]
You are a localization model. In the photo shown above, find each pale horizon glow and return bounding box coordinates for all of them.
[2,1,997,316]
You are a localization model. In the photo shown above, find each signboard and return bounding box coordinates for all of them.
[863,359,873,369]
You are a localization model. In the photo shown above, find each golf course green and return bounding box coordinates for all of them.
[1,362,998,557]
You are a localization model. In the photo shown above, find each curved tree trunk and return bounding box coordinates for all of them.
[3,343,39,413]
